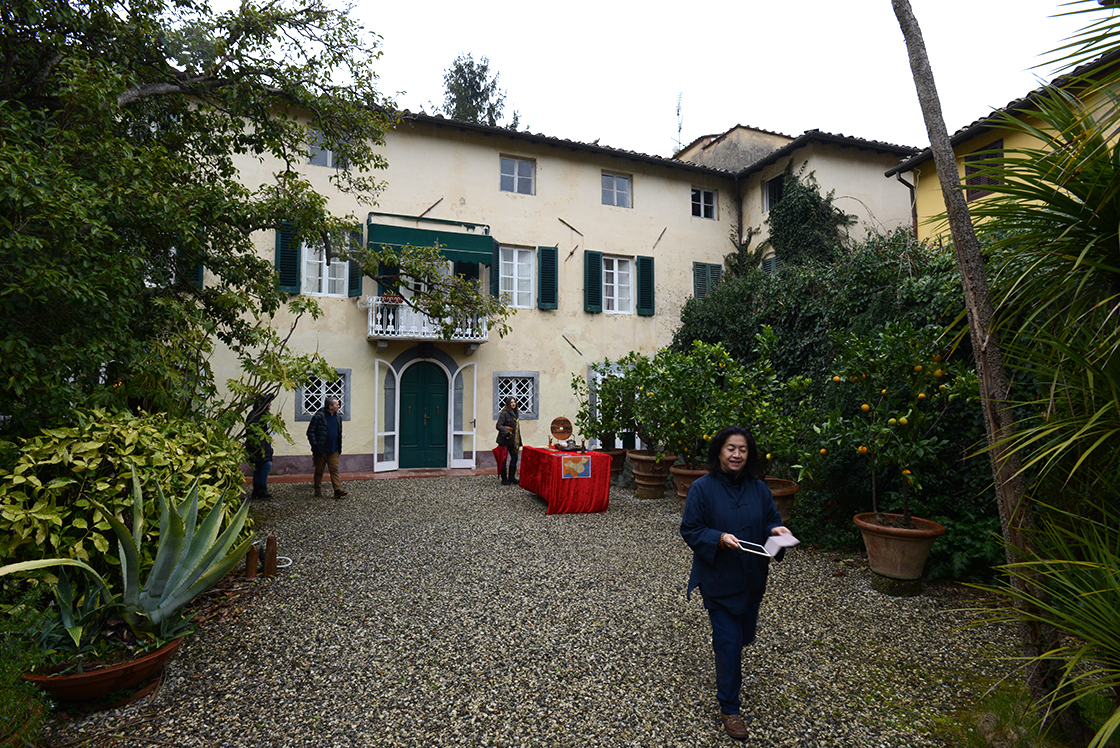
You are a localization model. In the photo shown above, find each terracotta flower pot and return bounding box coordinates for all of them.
[22,637,185,702]
[764,477,800,523]
[594,448,627,479]
[628,450,677,499]
[853,512,946,583]
[669,464,707,506]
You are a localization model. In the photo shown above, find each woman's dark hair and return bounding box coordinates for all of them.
[706,425,761,479]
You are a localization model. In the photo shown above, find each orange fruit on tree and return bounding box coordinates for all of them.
[914,365,923,373]
[858,445,868,455]
[934,369,944,378]
[933,355,942,362]
[888,418,897,426]
[832,375,841,383]
[899,417,909,426]
[917,393,926,400]
[820,448,827,455]
[861,403,870,412]
[939,384,947,392]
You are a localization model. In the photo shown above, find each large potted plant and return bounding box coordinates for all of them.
[817,322,968,595]
[646,342,760,505]
[570,361,635,479]
[748,327,815,523]
[615,350,677,499]
[1,470,252,701]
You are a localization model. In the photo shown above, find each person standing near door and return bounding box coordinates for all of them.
[307,396,348,499]
[495,396,521,485]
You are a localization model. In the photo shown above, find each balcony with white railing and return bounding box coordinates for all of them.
[358,295,489,351]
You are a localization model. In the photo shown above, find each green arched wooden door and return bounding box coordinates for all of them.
[399,361,448,468]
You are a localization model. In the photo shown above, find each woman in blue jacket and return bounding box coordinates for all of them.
[680,424,790,740]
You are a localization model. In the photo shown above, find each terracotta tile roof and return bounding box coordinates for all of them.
[735,129,920,178]
[396,109,738,177]
[885,49,1120,176]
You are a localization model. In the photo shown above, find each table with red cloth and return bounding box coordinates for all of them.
[518,446,610,514]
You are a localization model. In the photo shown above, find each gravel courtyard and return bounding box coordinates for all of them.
[42,476,1017,747]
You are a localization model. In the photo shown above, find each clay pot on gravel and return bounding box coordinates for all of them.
[628,450,677,499]
[594,448,627,480]
[853,512,946,596]
[22,637,185,703]
[764,477,800,524]
[669,464,707,508]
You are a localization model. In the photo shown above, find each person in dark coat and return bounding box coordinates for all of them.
[495,396,521,485]
[306,396,347,499]
[680,424,791,740]
[246,393,275,500]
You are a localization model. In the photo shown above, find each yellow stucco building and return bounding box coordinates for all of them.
[223,112,917,474]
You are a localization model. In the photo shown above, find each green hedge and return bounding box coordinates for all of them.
[0,408,249,581]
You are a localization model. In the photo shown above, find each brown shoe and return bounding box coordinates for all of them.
[313,487,322,498]
[334,489,348,499]
[721,713,748,740]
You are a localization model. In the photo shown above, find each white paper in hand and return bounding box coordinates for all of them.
[739,533,800,558]
[764,532,799,557]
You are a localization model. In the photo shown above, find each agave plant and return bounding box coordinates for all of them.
[1,469,252,640]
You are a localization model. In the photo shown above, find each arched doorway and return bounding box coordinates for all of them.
[399,361,448,468]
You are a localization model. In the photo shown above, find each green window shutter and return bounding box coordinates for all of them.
[693,262,707,298]
[175,251,203,289]
[537,246,558,310]
[693,262,722,298]
[455,261,479,281]
[347,228,362,297]
[636,255,655,316]
[584,250,602,313]
[377,262,401,295]
[275,224,300,294]
[490,242,501,298]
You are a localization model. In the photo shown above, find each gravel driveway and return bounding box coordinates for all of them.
[42,476,1017,747]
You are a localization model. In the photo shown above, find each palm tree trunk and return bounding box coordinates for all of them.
[890,1,1086,742]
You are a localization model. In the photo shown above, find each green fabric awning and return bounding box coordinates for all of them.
[367,223,496,265]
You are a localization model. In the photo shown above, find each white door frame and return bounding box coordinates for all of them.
[450,361,478,469]
[373,359,398,472]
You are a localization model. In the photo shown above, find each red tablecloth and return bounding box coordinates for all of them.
[518,446,610,514]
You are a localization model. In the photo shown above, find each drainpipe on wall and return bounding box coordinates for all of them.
[734,174,744,249]
[894,171,918,237]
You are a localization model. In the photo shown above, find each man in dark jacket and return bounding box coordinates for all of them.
[306,396,347,499]
[246,393,275,500]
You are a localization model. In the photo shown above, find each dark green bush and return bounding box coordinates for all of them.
[673,229,1001,579]
[0,584,49,745]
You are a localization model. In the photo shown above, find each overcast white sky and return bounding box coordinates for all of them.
[360,0,1094,158]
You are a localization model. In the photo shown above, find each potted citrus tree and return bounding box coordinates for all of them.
[571,361,635,479]
[816,322,972,595]
[747,327,815,523]
[611,350,677,499]
[644,342,761,505]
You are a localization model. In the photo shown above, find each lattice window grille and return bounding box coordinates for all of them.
[300,374,347,418]
[497,376,535,414]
